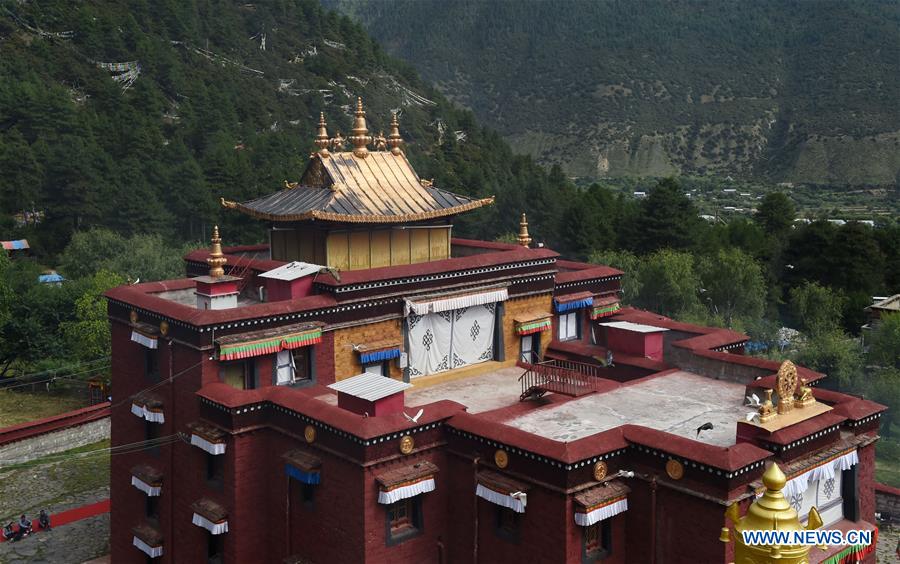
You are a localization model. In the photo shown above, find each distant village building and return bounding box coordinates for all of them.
[1,239,29,257]
[106,101,883,563]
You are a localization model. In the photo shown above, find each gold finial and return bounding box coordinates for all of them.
[719,462,822,563]
[374,130,387,151]
[349,97,372,158]
[207,225,227,278]
[387,111,404,155]
[331,131,345,151]
[776,360,798,415]
[314,112,330,157]
[517,213,532,247]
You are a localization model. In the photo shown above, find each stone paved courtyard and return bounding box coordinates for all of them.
[0,440,110,564]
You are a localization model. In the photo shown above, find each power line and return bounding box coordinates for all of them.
[0,433,188,467]
[0,364,111,391]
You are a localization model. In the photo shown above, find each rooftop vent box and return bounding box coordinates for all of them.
[258,262,324,301]
[600,321,669,361]
[327,372,412,416]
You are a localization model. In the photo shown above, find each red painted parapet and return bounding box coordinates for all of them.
[0,401,110,447]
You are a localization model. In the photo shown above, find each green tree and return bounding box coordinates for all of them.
[794,330,864,388]
[698,248,765,326]
[789,282,846,335]
[866,368,900,436]
[589,250,641,304]
[754,192,796,236]
[59,229,189,282]
[633,249,702,318]
[631,178,701,253]
[867,313,900,369]
[61,270,126,363]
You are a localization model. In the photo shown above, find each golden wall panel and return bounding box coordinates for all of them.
[326,231,350,271]
[429,227,450,260]
[391,229,410,265]
[349,231,371,270]
[370,230,392,268]
[502,294,554,361]
[410,229,430,264]
[332,319,403,381]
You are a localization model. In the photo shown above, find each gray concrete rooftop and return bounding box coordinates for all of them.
[406,366,524,414]
[506,371,748,446]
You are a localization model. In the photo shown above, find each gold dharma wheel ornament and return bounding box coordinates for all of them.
[494,449,509,469]
[776,360,798,415]
[593,461,608,481]
[304,425,316,443]
[666,459,684,480]
[399,435,415,454]
[129,310,138,324]
[159,320,169,336]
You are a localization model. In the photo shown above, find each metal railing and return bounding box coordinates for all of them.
[518,360,599,400]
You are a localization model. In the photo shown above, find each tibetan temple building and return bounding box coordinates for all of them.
[106,100,884,564]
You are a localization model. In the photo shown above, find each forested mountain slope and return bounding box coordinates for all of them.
[328,0,900,185]
[0,0,575,255]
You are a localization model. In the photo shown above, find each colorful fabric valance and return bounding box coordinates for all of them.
[821,527,877,564]
[554,292,594,313]
[590,298,621,320]
[515,317,552,336]
[360,347,401,365]
[217,324,323,361]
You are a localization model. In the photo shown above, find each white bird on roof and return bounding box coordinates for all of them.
[403,408,424,424]
[745,393,761,407]
[745,412,761,423]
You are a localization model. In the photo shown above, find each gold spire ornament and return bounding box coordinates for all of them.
[387,111,404,155]
[349,97,372,158]
[314,112,331,157]
[207,225,227,278]
[517,213,532,247]
[719,463,823,564]
[331,131,346,151]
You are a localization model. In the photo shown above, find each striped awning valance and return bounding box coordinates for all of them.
[515,317,552,336]
[554,292,594,313]
[591,297,621,320]
[357,342,402,365]
[217,323,323,361]
[404,287,508,316]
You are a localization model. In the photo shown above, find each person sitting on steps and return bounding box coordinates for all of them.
[2,522,15,542]
[38,510,50,531]
[18,514,32,538]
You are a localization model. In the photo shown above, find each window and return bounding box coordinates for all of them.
[206,453,224,486]
[207,532,223,564]
[520,334,539,363]
[558,312,580,341]
[301,483,315,508]
[582,520,612,562]
[145,420,160,457]
[363,361,387,376]
[385,496,422,545]
[221,360,256,390]
[145,349,159,382]
[146,495,159,522]
[495,507,520,543]
[274,349,313,386]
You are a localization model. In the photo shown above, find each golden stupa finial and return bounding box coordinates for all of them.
[314,112,330,157]
[349,97,372,158]
[207,225,227,278]
[387,111,404,155]
[517,212,532,247]
[331,131,346,151]
[719,462,823,564]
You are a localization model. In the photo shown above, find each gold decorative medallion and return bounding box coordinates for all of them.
[129,310,138,324]
[304,425,316,444]
[399,435,414,454]
[776,360,798,414]
[666,459,684,480]
[494,449,509,469]
[159,321,169,336]
[593,461,608,481]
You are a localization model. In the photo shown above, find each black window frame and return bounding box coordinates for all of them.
[582,519,613,563]
[558,311,581,342]
[272,348,316,388]
[519,333,540,364]
[144,348,160,382]
[494,506,521,544]
[385,495,423,546]
[145,419,160,458]
[206,452,224,488]
[146,495,159,523]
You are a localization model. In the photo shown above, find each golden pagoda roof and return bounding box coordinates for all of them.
[223,150,493,224]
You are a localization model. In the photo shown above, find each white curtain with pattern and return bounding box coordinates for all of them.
[407,304,496,378]
[450,304,496,369]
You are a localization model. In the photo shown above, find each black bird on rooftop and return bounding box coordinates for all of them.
[696,422,714,437]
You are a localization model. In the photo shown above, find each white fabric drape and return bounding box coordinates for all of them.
[377,478,436,505]
[574,498,628,526]
[131,476,161,496]
[191,434,226,455]
[131,403,164,423]
[450,305,496,369]
[133,536,163,558]
[405,288,507,316]
[783,450,858,501]
[407,311,452,377]
[475,484,527,513]
[131,331,158,349]
[192,513,228,535]
[275,350,293,385]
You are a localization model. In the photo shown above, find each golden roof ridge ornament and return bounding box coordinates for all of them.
[314,112,331,157]
[776,360,798,415]
[349,97,372,158]
[207,225,227,278]
[517,212,532,248]
[720,462,823,564]
[387,111,404,155]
